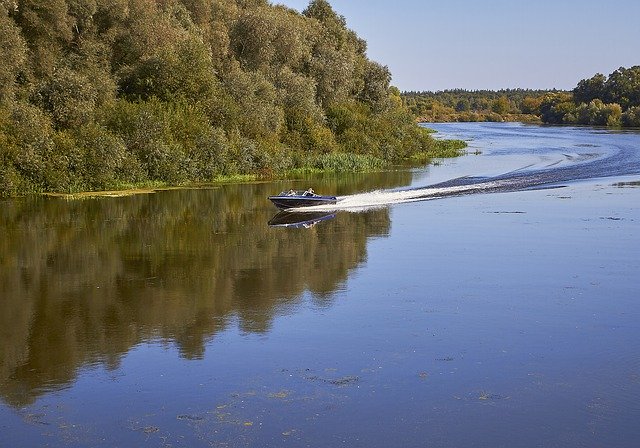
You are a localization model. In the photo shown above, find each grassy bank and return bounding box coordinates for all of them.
[33,137,467,199]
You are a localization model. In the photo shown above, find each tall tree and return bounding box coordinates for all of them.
[0,9,28,103]
[604,66,640,109]
[573,73,606,105]
[11,0,73,76]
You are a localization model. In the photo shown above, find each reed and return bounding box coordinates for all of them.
[289,153,385,175]
[409,139,467,164]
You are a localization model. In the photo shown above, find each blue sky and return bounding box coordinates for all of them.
[275,0,640,92]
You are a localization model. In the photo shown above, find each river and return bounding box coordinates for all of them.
[1,122,639,447]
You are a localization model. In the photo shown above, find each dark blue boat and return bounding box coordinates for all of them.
[268,189,337,210]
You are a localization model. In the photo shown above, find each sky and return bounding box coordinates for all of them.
[275,0,640,92]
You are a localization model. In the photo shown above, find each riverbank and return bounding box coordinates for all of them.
[18,137,467,200]
[417,112,542,124]
[1,0,465,201]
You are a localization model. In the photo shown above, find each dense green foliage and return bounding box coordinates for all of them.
[0,0,451,197]
[540,66,640,127]
[402,89,558,123]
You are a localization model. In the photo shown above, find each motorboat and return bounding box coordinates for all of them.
[268,211,336,228]
[268,190,337,210]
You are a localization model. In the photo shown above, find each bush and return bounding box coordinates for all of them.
[622,107,640,127]
[101,98,233,183]
[72,124,130,190]
[573,100,622,126]
[39,66,98,129]
[0,108,23,197]
[311,152,384,172]
[4,103,55,192]
[0,163,25,198]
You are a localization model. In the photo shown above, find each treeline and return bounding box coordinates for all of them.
[539,66,640,127]
[0,0,452,197]
[403,66,640,128]
[402,89,557,123]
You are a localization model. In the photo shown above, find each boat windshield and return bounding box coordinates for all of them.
[279,190,316,197]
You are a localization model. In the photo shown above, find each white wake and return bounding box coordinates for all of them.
[291,180,509,212]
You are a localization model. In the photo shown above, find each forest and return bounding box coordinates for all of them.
[402,66,640,128]
[0,0,463,197]
[402,89,556,123]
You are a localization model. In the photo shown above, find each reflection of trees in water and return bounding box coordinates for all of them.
[0,173,406,407]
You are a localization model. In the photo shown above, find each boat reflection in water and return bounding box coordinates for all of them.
[268,210,336,229]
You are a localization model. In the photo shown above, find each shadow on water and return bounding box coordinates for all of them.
[0,171,411,407]
[268,211,336,228]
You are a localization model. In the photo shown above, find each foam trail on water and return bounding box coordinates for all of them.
[292,180,508,212]
[289,140,640,213]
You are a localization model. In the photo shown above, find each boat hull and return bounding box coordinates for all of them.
[268,195,337,210]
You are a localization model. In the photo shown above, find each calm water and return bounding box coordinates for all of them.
[1,123,639,447]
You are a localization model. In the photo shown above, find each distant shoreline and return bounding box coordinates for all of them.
[416,113,542,124]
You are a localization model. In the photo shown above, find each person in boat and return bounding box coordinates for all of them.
[287,189,296,196]
[304,188,314,197]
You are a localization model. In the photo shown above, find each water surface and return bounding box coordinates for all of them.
[1,123,639,447]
